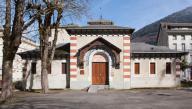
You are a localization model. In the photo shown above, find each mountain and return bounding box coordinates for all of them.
[132,6,192,45]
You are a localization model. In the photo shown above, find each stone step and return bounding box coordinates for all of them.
[88,85,109,93]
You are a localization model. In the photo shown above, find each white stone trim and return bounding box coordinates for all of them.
[123,65,130,69]
[70,59,77,62]
[70,71,77,75]
[124,40,130,43]
[124,53,130,56]
[70,53,76,56]
[84,49,113,85]
[124,59,130,62]
[70,65,77,69]
[123,46,130,49]
[70,46,77,49]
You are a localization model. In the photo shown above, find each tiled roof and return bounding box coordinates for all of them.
[131,43,186,53]
[161,22,192,27]
[62,19,134,35]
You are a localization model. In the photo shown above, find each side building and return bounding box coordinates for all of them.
[0,29,38,87]
[157,22,192,81]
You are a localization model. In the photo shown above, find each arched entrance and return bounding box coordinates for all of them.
[92,52,109,85]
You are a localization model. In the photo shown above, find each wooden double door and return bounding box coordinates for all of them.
[92,62,109,85]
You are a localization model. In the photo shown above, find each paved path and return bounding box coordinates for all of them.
[0,89,192,109]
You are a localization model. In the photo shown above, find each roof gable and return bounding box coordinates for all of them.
[79,37,121,53]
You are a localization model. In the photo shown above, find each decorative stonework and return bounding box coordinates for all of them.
[70,36,78,80]
[77,37,121,69]
[176,58,181,78]
[123,35,131,80]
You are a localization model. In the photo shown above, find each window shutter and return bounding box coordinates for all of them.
[150,63,155,74]
[134,63,140,74]
[166,62,171,74]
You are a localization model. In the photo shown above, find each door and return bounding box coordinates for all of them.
[92,62,108,85]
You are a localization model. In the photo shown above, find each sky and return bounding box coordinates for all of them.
[69,0,192,30]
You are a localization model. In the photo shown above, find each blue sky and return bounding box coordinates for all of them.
[69,0,192,30]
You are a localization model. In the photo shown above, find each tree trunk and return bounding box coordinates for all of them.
[41,59,49,93]
[1,59,13,102]
[40,31,50,94]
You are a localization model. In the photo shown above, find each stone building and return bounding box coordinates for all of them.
[157,23,192,81]
[0,29,38,86]
[19,20,186,90]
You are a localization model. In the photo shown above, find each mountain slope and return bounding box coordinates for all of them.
[132,6,192,44]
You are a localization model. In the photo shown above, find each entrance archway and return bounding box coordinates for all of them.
[92,53,109,85]
[84,49,113,85]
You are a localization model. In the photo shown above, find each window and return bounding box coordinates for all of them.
[134,63,140,74]
[31,62,36,74]
[190,55,192,62]
[150,63,156,74]
[62,63,67,74]
[182,43,185,51]
[48,63,51,74]
[173,35,177,40]
[173,43,177,50]
[166,62,171,74]
[190,43,192,51]
[181,35,185,40]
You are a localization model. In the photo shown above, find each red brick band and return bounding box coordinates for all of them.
[123,69,130,72]
[123,43,130,46]
[70,37,77,40]
[123,37,130,40]
[70,75,77,78]
[123,75,130,78]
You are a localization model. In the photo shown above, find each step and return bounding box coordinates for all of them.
[88,85,109,93]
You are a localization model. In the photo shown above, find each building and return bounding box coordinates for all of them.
[0,29,38,85]
[19,20,186,90]
[157,22,192,81]
[131,43,186,88]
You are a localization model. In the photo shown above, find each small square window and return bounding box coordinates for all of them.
[173,43,177,50]
[150,63,156,74]
[134,63,140,74]
[190,43,192,50]
[80,70,84,75]
[182,43,185,51]
[166,62,171,74]
[181,35,185,40]
[173,35,177,40]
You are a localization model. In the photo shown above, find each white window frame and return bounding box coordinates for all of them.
[133,61,141,77]
[149,60,157,77]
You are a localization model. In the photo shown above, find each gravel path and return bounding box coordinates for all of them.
[0,89,192,109]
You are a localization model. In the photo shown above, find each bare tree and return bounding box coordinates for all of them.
[28,0,89,93]
[1,0,36,102]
